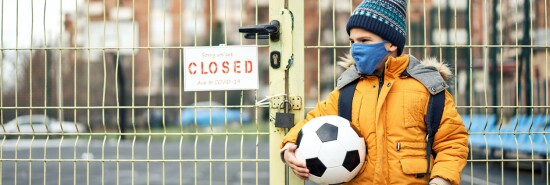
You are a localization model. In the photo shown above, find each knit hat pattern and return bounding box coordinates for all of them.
[346,0,407,55]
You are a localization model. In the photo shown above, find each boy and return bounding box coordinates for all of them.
[280,0,469,184]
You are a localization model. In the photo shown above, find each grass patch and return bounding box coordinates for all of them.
[131,121,269,141]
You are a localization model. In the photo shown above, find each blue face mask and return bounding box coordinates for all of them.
[351,41,389,75]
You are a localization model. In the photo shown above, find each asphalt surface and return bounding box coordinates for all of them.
[1,138,270,185]
[460,148,548,185]
[1,139,548,185]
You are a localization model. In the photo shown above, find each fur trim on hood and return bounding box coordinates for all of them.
[337,54,452,81]
[336,54,451,94]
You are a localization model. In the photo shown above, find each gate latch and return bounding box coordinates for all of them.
[238,20,280,41]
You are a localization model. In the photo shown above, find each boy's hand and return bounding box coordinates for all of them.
[283,143,310,180]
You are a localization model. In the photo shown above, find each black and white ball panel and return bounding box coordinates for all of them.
[316,123,339,142]
[294,115,366,185]
[317,141,348,168]
[295,132,323,160]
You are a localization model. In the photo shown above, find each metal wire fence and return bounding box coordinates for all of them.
[0,0,549,185]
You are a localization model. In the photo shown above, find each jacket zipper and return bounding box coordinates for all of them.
[377,75,384,97]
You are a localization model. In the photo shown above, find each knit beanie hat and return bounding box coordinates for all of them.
[346,0,407,55]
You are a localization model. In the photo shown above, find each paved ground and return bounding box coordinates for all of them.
[1,139,548,185]
[1,138,270,185]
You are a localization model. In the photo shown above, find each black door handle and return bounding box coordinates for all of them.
[238,20,280,41]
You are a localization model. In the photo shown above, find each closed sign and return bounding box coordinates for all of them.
[184,46,258,91]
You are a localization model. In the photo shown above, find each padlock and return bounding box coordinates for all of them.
[275,101,294,128]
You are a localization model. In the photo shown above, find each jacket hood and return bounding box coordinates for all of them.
[336,54,451,94]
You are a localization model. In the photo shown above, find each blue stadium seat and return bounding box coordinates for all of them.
[529,115,549,154]
[497,115,550,155]
[461,114,549,156]
[463,114,498,148]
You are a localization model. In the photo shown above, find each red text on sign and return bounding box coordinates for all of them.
[187,60,253,75]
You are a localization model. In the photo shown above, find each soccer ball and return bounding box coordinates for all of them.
[295,115,366,184]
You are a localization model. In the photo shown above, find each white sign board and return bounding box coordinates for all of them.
[184,46,258,91]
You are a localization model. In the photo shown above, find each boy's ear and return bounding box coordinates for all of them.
[385,42,398,53]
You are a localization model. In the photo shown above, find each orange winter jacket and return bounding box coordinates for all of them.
[281,54,469,185]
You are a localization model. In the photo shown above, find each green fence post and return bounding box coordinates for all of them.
[268,0,304,185]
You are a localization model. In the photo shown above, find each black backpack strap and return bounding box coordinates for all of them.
[424,91,445,176]
[338,80,359,122]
